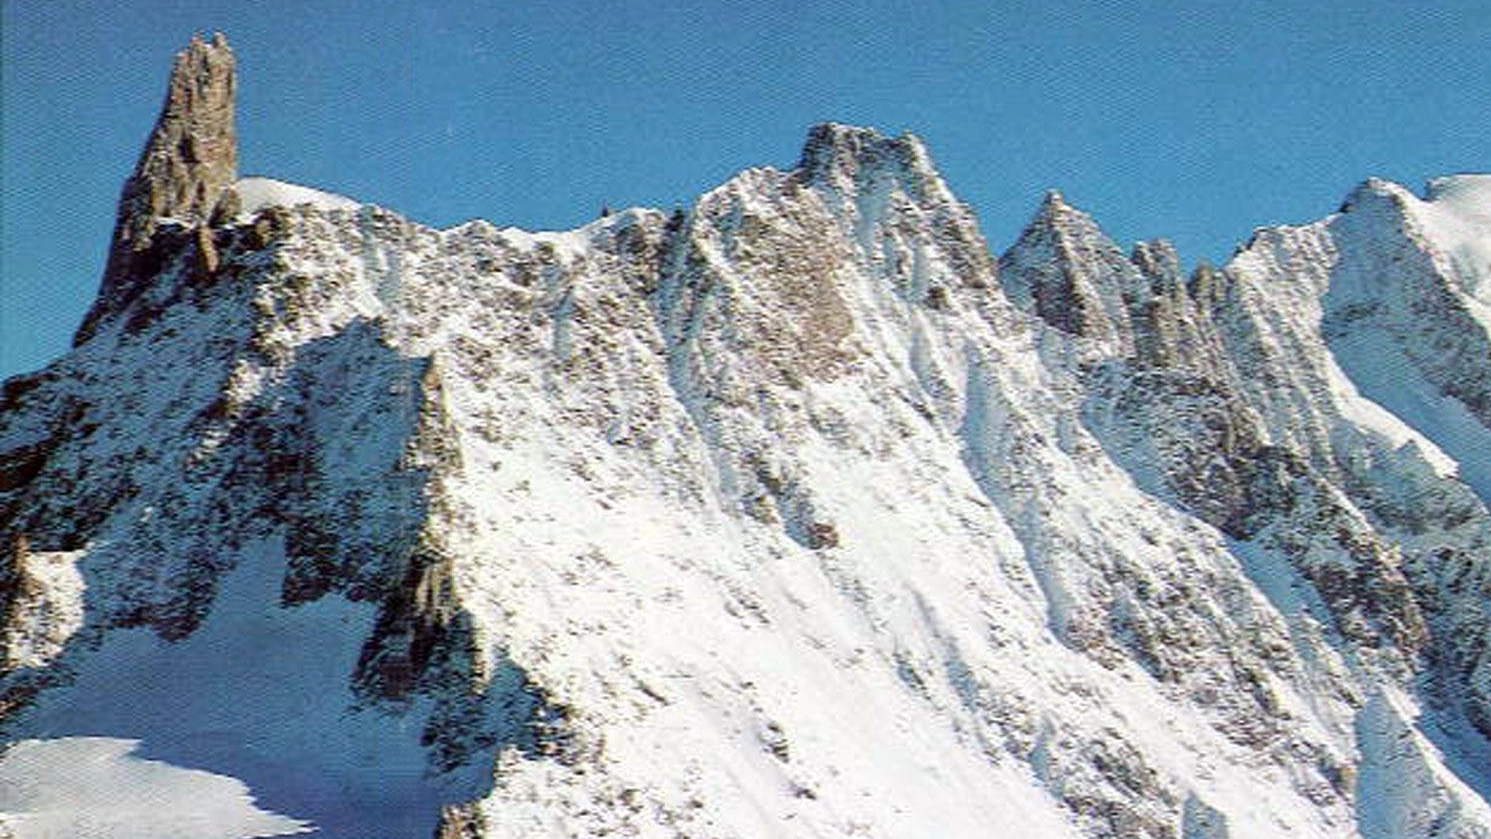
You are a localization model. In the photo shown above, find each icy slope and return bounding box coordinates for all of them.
[1417,175,1491,314]
[1322,176,1491,501]
[4,35,1491,839]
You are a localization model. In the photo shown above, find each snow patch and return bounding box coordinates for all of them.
[234,177,362,216]
[1356,689,1491,839]
[0,737,310,839]
[1412,174,1491,320]
[15,537,488,839]
[1321,351,1458,478]
[1329,325,1491,502]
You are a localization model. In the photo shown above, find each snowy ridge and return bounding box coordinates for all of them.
[1419,175,1491,312]
[232,177,363,217]
[2,52,1491,837]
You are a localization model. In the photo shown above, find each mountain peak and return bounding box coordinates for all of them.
[795,122,938,194]
[12,34,1491,839]
[1337,177,1414,216]
[121,31,237,234]
[1000,191,1147,345]
[76,32,238,345]
[1424,174,1491,228]
[1027,188,1103,237]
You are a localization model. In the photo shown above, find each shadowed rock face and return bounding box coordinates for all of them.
[77,32,237,345]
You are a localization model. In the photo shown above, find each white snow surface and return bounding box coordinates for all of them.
[1419,174,1491,311]
[233,177,362,217]
[14,536,487,839]
[0,737,309,839]
[1314,175,1491,502]
[4,125,1490,839]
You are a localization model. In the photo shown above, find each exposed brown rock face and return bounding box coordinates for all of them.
[0,534,33,637]
[434,803,486,839]
[75,32,237,345]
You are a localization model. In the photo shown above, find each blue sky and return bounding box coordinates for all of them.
[4,1,1489,378]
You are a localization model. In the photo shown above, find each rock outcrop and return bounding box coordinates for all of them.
[0,534,84,674]
[75,32,237,345]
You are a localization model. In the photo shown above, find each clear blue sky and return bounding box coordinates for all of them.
[4,1,1489,378]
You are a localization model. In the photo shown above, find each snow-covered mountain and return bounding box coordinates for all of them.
[3,33,1491,839]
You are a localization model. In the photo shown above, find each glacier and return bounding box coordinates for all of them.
[2,33,1491,839]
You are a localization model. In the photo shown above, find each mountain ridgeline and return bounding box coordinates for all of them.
[4,33,1491,839]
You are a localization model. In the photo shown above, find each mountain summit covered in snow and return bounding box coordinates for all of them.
[4,33,1491,839]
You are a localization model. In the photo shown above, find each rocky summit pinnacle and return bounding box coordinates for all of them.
[120,32,237,233]
[76,32,237,345]
[795,122,937,195]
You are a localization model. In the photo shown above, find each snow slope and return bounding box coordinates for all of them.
[1418,175,1491,316]
[14,537,488,838]
[0,737,308,839]
[232,177,363,217]
[1322,177,1491,503]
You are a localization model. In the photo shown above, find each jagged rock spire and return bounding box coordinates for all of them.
[122,32,236,238]
[797,123,918,177]
[998,190,1141,347]
[795,123,941,200]
[76,33,237,345]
